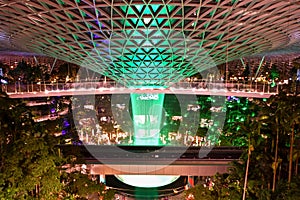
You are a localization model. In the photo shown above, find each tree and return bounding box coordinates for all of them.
[260,93,300,187]
[0,92,115,199]
[184,173,243,200]
[185,92,300,200]
[0,92,63,199]
[270,64,279,87]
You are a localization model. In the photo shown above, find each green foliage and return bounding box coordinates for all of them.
[187,92,300,199]
[63,172,99,197]
[273,176,300,200]
[7,61,50,82]
[0,92,115,199]
[270,64,280,80]
[0,93,62,199]
[184,173,242,200]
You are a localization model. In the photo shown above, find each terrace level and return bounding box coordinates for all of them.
[4,80,295,99]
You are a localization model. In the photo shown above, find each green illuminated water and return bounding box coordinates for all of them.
[130,93,163,198]
[130,93,165,145]
[135,188,158,200]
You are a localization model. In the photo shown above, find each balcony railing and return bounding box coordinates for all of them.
[3,80,298,98]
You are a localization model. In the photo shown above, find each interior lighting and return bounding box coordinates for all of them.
[143,17,151,24]
[115,175,180,188]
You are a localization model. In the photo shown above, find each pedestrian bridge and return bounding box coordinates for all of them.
[61,145,243,176]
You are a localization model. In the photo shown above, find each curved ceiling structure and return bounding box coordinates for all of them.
[0,0,300,86]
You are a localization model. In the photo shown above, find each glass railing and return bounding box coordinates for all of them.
[3,79,296,96]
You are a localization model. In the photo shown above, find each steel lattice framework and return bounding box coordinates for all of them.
[0,0,300,87]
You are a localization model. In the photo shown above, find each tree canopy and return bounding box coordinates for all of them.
[0,92,114,199]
